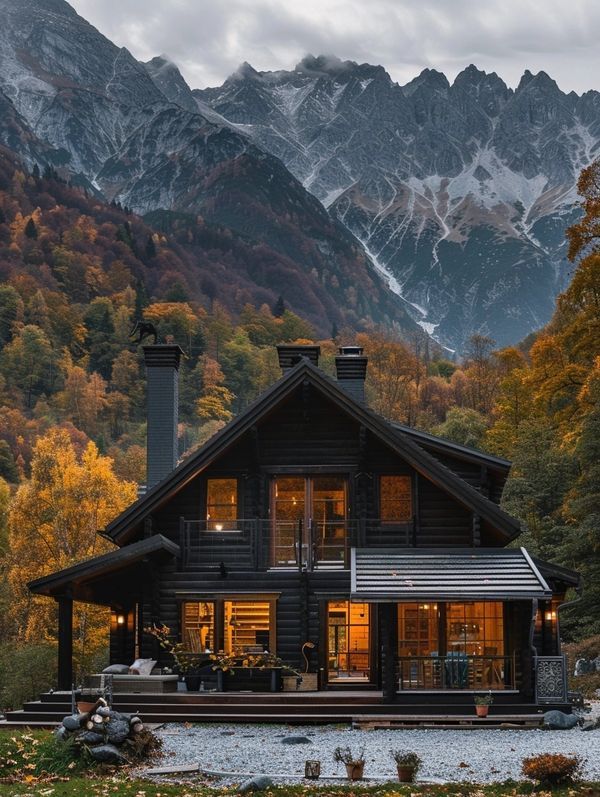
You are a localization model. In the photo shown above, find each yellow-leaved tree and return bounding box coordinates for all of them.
[7,428,137,678]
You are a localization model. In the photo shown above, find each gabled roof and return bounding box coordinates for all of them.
[351,547,552,601]
[105,359,521,545]
[390,422,512,472]
[28,534,179,598]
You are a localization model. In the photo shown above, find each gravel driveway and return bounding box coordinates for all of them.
[155,715,600,784]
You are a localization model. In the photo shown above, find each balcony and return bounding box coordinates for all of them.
[396,653,517,691]
[179,518,413,571]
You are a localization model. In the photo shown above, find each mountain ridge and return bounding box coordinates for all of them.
[195,56,600,351]
[0,0,422,338]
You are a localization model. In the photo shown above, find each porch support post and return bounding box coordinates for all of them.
[380,603,398,702]
[56,596,73,691]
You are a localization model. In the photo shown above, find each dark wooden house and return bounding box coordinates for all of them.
[28,344,579,716]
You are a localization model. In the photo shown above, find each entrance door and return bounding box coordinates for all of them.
[271,476,347,567]
[327,601,371,683]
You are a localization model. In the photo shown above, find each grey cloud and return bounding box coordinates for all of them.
[69,0,600,93]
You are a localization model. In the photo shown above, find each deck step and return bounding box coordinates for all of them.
[353,714,544,729]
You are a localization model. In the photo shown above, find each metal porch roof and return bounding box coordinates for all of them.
[351,547,551,601]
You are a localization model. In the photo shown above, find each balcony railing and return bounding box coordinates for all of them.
[396,654,516,690]
[179,517,413,570]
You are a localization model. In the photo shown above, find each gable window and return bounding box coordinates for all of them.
[206,478,238,530]
[380,475,412,522]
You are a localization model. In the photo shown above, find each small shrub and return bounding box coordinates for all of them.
[391,750,421,774]
[0,642,56,711]
[522,753,582,786]
[333,746,365,765]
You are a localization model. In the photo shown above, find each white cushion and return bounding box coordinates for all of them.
[129,658,157,676]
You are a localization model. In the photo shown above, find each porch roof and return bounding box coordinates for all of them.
[351,547,552,601]
[28,534,179,605]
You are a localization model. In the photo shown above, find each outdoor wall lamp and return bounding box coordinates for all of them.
[116,614,125,626]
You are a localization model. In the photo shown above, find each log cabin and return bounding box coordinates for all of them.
[27,343,580,719]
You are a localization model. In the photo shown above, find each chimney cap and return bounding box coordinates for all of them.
[276,344,320,371]
[143,344,184,370]
[338,346,364,357]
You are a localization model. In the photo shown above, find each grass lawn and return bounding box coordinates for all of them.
[1,730,599,796]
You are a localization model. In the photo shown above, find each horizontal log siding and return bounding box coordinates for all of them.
[144,565,351,672]
[258,389,361,467]
[417,480,472,547]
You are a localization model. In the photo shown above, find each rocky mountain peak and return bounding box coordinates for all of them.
[403,68,450,96]
[143,54,198,113]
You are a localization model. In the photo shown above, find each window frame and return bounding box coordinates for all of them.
[180,594,277,654]
[204,476,241,531]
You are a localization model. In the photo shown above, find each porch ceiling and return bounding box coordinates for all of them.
[351,547,552,601]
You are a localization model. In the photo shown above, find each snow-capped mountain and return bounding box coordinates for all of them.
[195,56,600,351]
[0,1,421,338]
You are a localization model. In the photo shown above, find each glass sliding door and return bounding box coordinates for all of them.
[271,475,347,568]
[327,601,371,683]
[312,476,347,565]
[271,477,305,566]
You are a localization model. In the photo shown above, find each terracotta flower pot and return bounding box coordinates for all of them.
[397,765,416,783]
[77,701,96,714]
[345,762,365,780]
[475,704,489,717]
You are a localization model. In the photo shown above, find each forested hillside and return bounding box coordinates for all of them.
[0,148,597,706]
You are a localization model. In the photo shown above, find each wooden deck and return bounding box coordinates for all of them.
[0,689,570,730]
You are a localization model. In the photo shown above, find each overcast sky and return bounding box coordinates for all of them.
[69,0,600,94]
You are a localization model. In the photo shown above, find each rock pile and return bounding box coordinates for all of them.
[55,698,146,764]
[574,657,600,676]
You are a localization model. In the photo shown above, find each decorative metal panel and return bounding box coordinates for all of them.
[535,655,568,703]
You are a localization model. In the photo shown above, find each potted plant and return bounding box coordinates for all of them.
[145,623,204,690]
[210,651,299,692]
[391,750,421,783]
[333,746,365,781]
[474,691,494,717]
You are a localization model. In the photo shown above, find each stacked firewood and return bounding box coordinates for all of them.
[55,698,147,764]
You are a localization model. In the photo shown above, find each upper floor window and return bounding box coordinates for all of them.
[380,475,412,522]
[206,478,238,530]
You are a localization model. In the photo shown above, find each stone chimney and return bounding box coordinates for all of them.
[276,344,320,372]
[335,346,368,402]
[143,344,184,488]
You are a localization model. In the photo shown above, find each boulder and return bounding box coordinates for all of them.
[239,775,274,793]
[593,656,600,673]
[106,717,130,745]
[62,714,82,732]
[281,735,312,744]
[89,744,127,764]
[543,710,579,730]
[581,720,599,731]
[96,706,112,717]
[80,731,105,744]
[574,658,592,676]
[54,726,68,742]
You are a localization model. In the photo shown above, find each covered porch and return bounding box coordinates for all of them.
[351,547,573,705]
[28,534,179,689]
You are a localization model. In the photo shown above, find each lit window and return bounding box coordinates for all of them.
[380,475,412,522]
[224,600,272,653]
[182,602,215,652]
[206,478,238,530]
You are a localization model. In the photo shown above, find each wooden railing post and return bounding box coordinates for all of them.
[56,595,73,691]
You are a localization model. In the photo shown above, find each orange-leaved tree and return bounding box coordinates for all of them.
[7,428,137,678]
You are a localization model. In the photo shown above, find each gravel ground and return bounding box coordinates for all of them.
[154,707,600,785]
